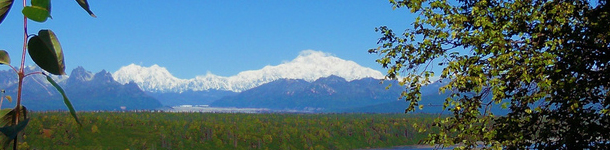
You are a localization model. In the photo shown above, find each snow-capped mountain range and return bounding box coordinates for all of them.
[112,50,385,93]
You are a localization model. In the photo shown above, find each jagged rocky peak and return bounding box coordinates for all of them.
[125,81,141,89]
[67,66,94,84]
[92,70,116,83]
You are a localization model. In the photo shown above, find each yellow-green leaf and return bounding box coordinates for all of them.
[0,109,10,119]
[0,50,9,65]
[22,5,49,22]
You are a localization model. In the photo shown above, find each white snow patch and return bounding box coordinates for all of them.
[112,50,384,92]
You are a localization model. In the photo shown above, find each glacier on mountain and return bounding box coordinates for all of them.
[112,50,385,92]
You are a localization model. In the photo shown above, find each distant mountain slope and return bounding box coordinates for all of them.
[0,66,162,111]
[337,92,451,113]
[210,75,404,111]
[338,88,510,115]
[62,67,162,110]
[112,50,385,93]
[146,90,237,106]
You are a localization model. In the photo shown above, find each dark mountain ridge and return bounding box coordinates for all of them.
[211,75,406,111]
[0,66,162,111]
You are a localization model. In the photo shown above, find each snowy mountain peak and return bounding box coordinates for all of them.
[113,50,384,93]
[67,66,94,85]
[113,64,188,92]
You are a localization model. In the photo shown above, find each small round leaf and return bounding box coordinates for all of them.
[22,6,49,22]
[28,29,66,75]
[0,50,9,65]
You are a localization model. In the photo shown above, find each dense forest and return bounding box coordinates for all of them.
[19,112,437,149]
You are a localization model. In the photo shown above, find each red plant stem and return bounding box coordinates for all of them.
[24,72,42,77]
[20,0,26,72]
[17,0,27,108]
[8,65,17,74]
[14,0,28,149]
[16,0,27,120]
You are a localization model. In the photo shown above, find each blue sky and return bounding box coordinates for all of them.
[0,1,413,79]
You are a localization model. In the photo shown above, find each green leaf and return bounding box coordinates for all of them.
[75,0,95,17]
[0,118,28,140]
[0,106,27,148]
[0,109,10,119]
[0,50,9,65]
[0,0,13,25]
[0,106,26,125]
[22,6,49,22]
[28,29,66,75]
[31,0,50,8]
[31,0,51,17]
[45,75,81,126]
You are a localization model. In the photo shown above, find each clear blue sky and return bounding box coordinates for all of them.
[0,1,413,79]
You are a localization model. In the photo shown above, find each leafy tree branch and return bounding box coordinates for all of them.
[371,0,609,149]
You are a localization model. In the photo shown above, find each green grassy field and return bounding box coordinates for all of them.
[19,112,436,149]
